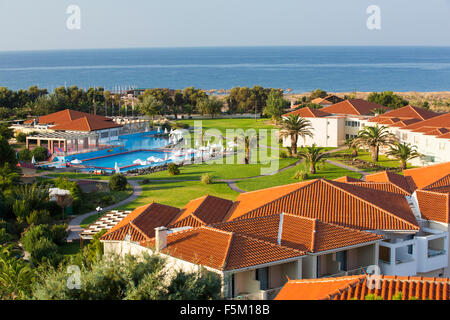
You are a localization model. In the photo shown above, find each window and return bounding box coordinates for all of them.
[439,143,446,151]
[100,132,109,138]
[345,121,360,127]
[401,133,408,140]
[336,251,348,271]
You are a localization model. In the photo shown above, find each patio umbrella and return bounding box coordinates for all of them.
[70,159,82,165]
[31,156,36,164]
[115,162,120,174]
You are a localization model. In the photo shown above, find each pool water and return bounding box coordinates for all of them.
[59,131,174,171]
[82,150,170,169]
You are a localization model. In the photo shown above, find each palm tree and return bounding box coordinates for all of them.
[345,138,358,157]
[297,144,327,174]
[352,125,397,162]
[386,142,421,170]
[279,115,313,157]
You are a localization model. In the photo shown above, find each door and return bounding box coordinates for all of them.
[256,267,269,290]
[336,251,348,271]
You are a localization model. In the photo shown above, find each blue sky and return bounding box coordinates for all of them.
[1,0,450,51]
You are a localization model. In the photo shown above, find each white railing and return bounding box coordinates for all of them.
[233,287,283,300]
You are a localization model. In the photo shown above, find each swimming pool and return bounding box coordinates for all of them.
[57,131,174,172]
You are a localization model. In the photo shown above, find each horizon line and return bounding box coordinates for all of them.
[2,44,450,53]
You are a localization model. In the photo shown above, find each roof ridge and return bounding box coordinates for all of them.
[236,233,306,254]
[236,180,320,220]
[350,181,410,195]
[325,180,419,230]
[129,221,153,241]
[221,232,234,270]
[347,100,362,115]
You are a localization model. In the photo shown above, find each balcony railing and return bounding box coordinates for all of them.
[321,267,366,278]
[233,287,283,300]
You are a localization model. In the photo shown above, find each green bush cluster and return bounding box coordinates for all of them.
[21,224,67,265]
[200,173,213,185]
[108,174,128,192]
[31,146,49,162]
[167,163,180,176]
[18,148,32,161]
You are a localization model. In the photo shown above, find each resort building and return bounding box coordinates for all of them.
[275,275,450,300]
[282,101,450,166]
[11,109,154,156]
[90,161,450,299]
[282,99,388,148]
[363,105,450,165]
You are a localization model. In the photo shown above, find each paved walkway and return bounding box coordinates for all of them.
[66,179,142,241]
[325,160,370,181]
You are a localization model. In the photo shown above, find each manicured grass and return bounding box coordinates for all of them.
[328,149,415,172]
[129,156,298,181]
[176,118,280,147]
[59,240,82,256]
[235,161,363,192]
[78,186,133,215]
[46,172,111,180]
[116,180,239,210]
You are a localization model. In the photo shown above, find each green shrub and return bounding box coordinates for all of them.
[31,146,49,162]
[51,224,68,245]
[365,294,383,300]
[172,122,190,129]
[26,209,52,226]
[392,292,403,300]
[16,132,27,143]
[101,195,113,206]
[18,148,32,161]
[200,173,213,185]
[279,151,288,159]
[109,174,128,192]
[30,237,60,265]
[167,163,180,176]
[21,224,52,252]
[293,170,308,181]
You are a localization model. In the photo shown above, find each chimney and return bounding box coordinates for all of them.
[154,226,168,252]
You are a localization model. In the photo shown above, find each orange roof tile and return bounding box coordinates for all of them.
[214,213,382,253]
[403,112,450,134]
[101,202,180,241]
[283,107,331,118]
[225,181,316,221]
[403,162,450,190]
[320,99,388,116]
[416,189,450,223]
[144,226,306,271]
[369,105,440,123]
[347,182,411,196]
[333,176,362,183]
[170,195,233,228]
[365,171,413,195]
[229,179,419,231]
[275,275,450,300]
[26,109,122,132]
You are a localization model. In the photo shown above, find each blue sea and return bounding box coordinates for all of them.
[0,46,450,92]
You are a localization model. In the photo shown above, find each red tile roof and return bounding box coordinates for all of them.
[333,176,362,183]
[369,105,440,123]
[143,226,306,271]
[25,109,121,132]
[365,171,413,195]
[228,179,419,231]
[283,107,331,118]
[275,275,450,300]
[416,189,450,223]
[403,162,450,190]
[101,202,180,241]
[213,213,382,253]
[402,113,450,139]
[320,99,389,116]
[170,195,234,228]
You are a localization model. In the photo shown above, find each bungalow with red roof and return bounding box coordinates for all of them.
[19,109,123,154]
[364,105,449,166]
[275,275,450,300]
[281,99,389,148]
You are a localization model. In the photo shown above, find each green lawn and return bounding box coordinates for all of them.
[328,149,415,172]
[129,156,298,181]
[116,180,239,210]
[235,161,363,192]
